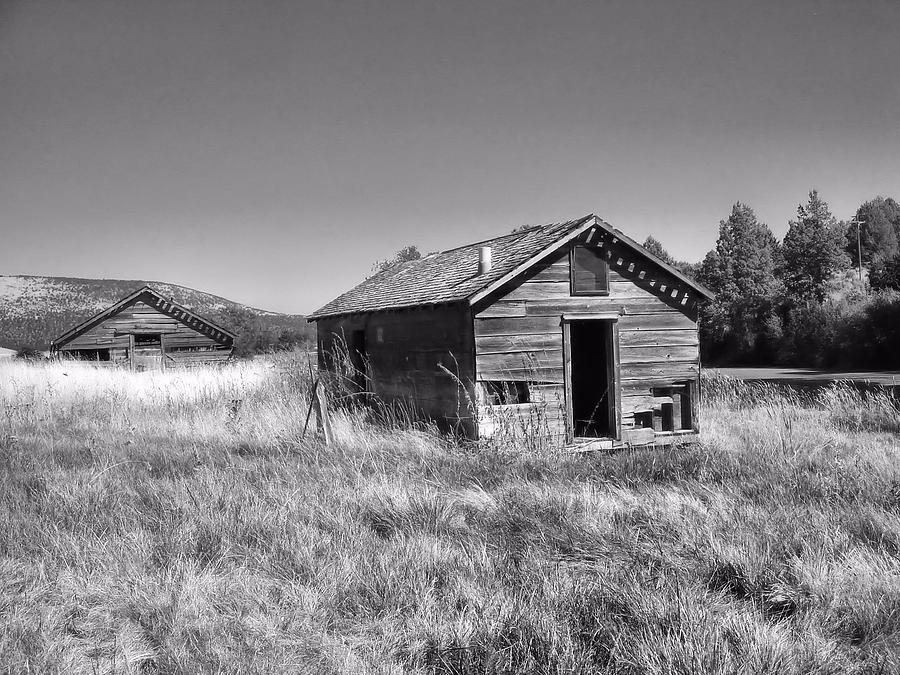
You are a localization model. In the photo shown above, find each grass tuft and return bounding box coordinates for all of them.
[2,360,899,672]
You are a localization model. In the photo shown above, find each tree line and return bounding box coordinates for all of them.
[370,194,900,371]
[651,191,900,369]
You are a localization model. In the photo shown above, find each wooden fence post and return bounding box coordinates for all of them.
[313,378,333,446]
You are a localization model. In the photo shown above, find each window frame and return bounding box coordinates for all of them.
[480,380,530,406]
[133,333,162,346]
[569,245,610,296]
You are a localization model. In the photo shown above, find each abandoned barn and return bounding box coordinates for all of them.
[51,286,235,369]
[309,214,715,448]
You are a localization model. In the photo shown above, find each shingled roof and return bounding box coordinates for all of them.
[308,214,713,320]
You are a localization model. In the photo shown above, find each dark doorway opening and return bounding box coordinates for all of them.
[134,333,161,347]
[349,329,368,392]
[569,321,615,438]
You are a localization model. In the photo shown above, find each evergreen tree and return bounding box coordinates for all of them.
[869,253,900,292]
[641,235,676,265]
[847,196,900,268]
[220,306,261,357]
[781,190,849,303]
[698,203,781,362]
[372,245,422,274]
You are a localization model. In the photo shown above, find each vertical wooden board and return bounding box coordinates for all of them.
[688,379,699,432]
[611,321,622,440]
[661,402,674,431]
[562,321,573,443]
[672,393,683,432]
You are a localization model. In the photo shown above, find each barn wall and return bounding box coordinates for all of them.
[315,304,476,434]
[473,237,700,444]
[58,300,231,365]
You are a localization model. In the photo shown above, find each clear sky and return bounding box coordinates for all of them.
[2,0,898,314]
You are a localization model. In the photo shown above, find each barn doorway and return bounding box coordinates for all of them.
[567,320,617,439]
[132,333,164,371]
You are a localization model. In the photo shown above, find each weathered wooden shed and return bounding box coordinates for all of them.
[309,215,714,447]
[51,286,235,369]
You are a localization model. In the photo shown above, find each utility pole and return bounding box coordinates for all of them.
[848,217,865,287]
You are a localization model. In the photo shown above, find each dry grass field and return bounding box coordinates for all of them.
[1,353,900,674]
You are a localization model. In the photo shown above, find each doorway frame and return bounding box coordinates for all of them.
[128,332,168,371]
[348,328,369,394]
[562,314,621,443]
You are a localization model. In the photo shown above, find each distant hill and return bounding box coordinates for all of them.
[0,275,312,352]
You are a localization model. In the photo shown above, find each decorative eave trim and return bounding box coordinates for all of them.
[590,220,715,301]
[468,215,715,306]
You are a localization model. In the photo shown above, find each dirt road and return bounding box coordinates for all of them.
[713,367,900,388]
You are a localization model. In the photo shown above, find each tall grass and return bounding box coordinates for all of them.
[1,359,899,673]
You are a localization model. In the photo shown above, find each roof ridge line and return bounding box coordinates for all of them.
[436,228,530,255]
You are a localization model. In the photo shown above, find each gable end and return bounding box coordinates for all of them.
[52,286,236,349]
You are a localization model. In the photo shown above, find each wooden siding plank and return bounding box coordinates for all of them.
[620,361,699,383]
[475,334,562,354]
[477,367,565,384]
[476,301,528,318]
[476,350,563,375]
[474,315,563,337]
[474,312,694,338]
[619,344,699,364]
[499,279,672,302]
[618,313,697,331]
[478,297,688,319]
[618,329,699,347]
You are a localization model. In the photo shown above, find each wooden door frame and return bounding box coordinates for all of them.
[128,331,167,371]
[562,315,621,443]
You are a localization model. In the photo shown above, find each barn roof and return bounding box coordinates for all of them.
[51,285,236,349]
[308,214,714,320]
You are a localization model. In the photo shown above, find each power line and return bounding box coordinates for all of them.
[848,217,865,286]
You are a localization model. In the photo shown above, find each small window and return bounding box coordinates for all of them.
[134,333,161,346]
[481,381,530,405]
[570,245,609,295]
[72,349,110,361]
